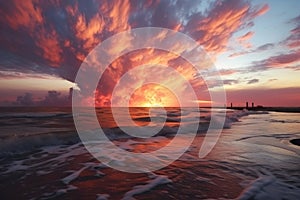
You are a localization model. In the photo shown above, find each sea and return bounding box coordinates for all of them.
[0,107,299,199]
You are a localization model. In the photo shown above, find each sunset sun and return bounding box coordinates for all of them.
[129,83,179,107]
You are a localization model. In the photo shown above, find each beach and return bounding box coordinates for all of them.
[0,107,300,199]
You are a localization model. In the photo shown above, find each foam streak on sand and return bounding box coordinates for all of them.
[237,175,300,200]
[62,166,89,184]
[122,175,172,200]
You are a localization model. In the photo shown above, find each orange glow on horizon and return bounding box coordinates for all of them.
[129,83,180,107]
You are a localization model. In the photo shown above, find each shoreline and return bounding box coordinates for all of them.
[226,106,300,113]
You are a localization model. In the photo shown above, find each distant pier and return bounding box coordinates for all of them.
[227,102,300,113]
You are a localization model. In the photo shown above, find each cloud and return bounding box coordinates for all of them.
[219,69,239,76]
[247,78,259,84]
[0,1,63,66]
[92,48,208,106]
[268,78,277,82]
[185,1,268,53]
[223,79,239,85]
[0,70,60,79]
[0,0,270,80]
[245,14,300,71]
[256,43,275,51]
[129,0,198,30]
[0,0,271,106]
[41,90,71,106]
[251,49,300,70]
[0,0,133,82]
[283,14,300,49]
[35,29,63,66]
[250,4,269,17]
[0,50,59,76]
[11,89,73,107]
[238,31,254,41]
[16,93,34,106]
[236,31,254,49]
[229,43,275,57]
[233,14,299,59]
[0,0,43,30]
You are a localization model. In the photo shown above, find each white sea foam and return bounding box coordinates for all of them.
[47,185,78,199]
[122,175,172,200]
[237,175,300,200]
[62,166,89,184]
[96,194,110,200]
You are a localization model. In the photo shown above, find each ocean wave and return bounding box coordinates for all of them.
[0,112,72,119]
[0,108,265,156]
[0,132,80,156]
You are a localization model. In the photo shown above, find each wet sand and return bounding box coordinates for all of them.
[0,136,245,200]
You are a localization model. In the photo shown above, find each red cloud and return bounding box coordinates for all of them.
[35,29,62,66]
[0,0,270,75]
[93,49,204,107]
[0,0,63,66]
[250,4,269,17]
[186,1,268,53]
[65,0,131,62]
[238,31,254,41]
[0,0,43,30]
[101,0,131,33]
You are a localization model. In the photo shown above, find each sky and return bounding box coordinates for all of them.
[0,0,299,107]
